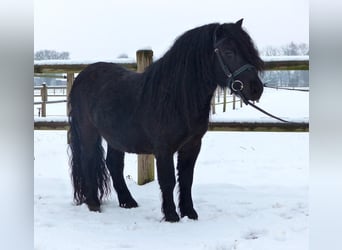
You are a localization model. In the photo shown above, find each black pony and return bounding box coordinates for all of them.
[68,19,264,222]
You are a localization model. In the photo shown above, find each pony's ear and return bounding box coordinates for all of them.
[213,24,224,45]
[235,18,244,27]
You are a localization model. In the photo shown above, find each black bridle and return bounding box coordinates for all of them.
[213,34,289,123]
[214,47,255,99]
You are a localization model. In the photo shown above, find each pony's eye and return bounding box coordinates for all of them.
[224,50,234,57]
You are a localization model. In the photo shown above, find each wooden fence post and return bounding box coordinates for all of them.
[41,83,47,117]
[136,49,155,185]
[232,94,236,110]
[66,73,74,116]
[211,90,216,114]
[66,73,74,144]
[223,88,227,112]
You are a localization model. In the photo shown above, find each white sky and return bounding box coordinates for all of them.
[34,0,308,60]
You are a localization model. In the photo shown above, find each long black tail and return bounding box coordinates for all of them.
[68,91,111,206]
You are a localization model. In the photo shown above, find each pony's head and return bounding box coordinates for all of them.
[213,19,264,102]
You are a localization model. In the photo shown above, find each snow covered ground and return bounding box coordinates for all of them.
[34,88,309,250]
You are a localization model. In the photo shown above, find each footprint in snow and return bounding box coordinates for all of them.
[242,229,268,240]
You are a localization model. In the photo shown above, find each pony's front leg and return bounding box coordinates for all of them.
[177,139,202,220]
[106,146,138,208]
[155,152,179,222]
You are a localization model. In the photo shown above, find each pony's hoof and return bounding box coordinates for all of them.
[87,204,101,212]
[181,209,198,220]
[119,200,138,208]
[164,212,180,222]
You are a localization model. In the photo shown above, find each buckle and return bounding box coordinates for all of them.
[231,80,244,92]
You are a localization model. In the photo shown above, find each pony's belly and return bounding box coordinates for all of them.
[103,131,153,154]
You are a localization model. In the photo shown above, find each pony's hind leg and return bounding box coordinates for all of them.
[106,146,138,208]
[177,139,202,220]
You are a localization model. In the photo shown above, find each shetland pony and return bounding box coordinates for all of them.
[68,19,264,222]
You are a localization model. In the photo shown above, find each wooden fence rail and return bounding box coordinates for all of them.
[34,56,309,74]
[34,52,309,185]
[34,119,309,132]
[34,85,67,96]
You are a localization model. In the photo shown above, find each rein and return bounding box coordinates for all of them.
[213,37,289,123]
[235,90,289,123]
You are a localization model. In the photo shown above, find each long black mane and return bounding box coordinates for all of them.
[139,23,263,125]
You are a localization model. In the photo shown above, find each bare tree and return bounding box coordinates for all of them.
[34,50,70,60]
[117,53,129,59]
[297,43,309,55]
[261,46,281,56]
[262,42,309,56]
[282,42,298,55]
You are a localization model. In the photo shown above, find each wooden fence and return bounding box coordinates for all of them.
[34,84,67,117]
[34,50,309,184]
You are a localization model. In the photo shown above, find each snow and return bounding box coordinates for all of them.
[138,46,153,51]
[210,88,309,123]
[261,56,309,62]
[34,88,308,249]
[34,58,136,66]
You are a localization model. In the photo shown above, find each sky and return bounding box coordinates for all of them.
[34,0,309,60]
